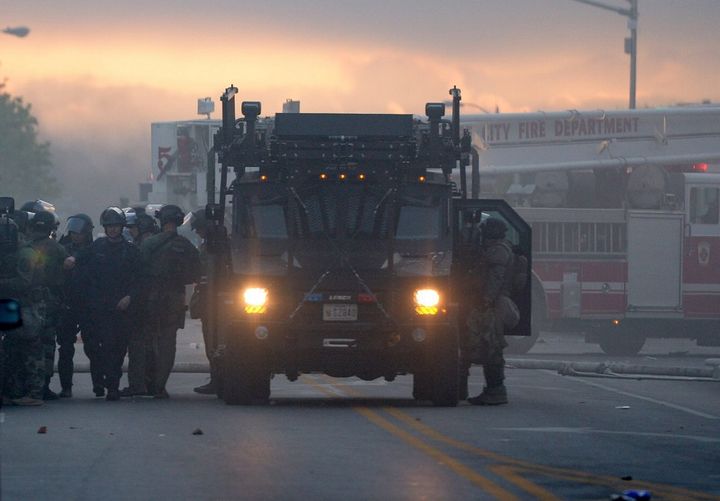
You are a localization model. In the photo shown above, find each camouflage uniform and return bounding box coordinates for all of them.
[140,229,199,397]
[123,224,157,396]
[2,243,47,402]
[466,218,516,405]
[29,233,68,397]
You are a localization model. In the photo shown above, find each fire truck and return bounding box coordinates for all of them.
[461,106,720,355]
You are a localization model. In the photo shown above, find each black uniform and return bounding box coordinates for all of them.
[57,238,92,393]
[77,236,140,395]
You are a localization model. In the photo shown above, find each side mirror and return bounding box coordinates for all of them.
[0,299,22,331]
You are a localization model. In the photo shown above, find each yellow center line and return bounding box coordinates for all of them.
[301,376,519,500]
[488,465,561,501]
[385,402,720,501]
[314,375,719,501]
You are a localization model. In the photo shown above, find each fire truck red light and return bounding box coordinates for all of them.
[694,163,708,172]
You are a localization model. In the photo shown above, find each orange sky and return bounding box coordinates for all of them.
[2,0,720,213]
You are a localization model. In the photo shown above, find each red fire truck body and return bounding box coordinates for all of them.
[462,107,720,354]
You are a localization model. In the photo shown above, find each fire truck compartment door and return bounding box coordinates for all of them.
[452,199,532,336]
[627,211,683,312]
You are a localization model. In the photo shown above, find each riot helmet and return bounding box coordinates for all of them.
[156,204,185,227]
[29,210,57,233]
[136,213,159,235]
[481,217,508,240]
[123,208,138,227]
[99,207,127,227]
[66,213,94,235]
[20,199,56,214]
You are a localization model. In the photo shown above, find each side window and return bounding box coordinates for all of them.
[690,187,720,225]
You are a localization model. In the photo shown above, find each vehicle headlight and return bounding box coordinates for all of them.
[413,288,440,315]
[242,287,268,314]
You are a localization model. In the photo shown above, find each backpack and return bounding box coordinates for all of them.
[152,233,200,287]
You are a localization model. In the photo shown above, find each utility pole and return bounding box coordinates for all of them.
[570,0,638,109]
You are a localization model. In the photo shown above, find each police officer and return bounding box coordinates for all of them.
[119,212,160,397]
[2,206,46,406]
[56,213,94,397]
[27,210,69,400]
[140,205,199,399]
[187,210,217,394]
[77,207,140,401]
[466,217,517,406]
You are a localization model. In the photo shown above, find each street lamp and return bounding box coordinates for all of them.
[570,0,638,109]
[2,26,30,38]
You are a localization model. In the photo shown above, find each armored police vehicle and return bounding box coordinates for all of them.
[205,86,531,406]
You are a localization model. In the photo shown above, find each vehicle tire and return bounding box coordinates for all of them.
[458,364,469,402]
[214,361,225,400]
[430,330,460,407]
[597,326,646,356]
[222,338,271,405]
[412,370,432,401]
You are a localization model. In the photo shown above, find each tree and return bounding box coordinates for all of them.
[0,83,58,202]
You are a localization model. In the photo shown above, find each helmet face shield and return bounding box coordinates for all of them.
[125,211,138,226]
[66,217,89,234]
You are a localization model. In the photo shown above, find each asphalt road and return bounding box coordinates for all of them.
[1,322,719,501]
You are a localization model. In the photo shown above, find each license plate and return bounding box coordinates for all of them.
[322,303,358,321]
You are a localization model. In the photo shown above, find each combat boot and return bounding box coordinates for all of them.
[106,389,120,401]
[193,381,216,395]
[59,388,73,398]
[93,385,105,397]
[43,387,59,401]
[119,387,148,397]
[467,385,508,405]
[12,396,45,406]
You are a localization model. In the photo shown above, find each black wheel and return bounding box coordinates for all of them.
[458,358,469,402]
[214,360,225,400]
[412,370,432,401]
[221,338,271,405]
[430,330,460,407]
[597,325,646,356]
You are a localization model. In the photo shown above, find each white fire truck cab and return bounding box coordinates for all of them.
[462,106,720,355]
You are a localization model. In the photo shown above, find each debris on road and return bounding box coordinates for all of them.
[192,428,204,435]
[37,426,47,434]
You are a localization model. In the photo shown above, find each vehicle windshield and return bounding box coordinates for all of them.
[292,182,392,240]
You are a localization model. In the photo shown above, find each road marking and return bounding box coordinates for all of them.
[302,376,519,500]
[551,372,720,420]
[385,407,720,501]
[356,407,521,501]
[491,426,720,444]
[489,465,561,501]
[307,376,720,501]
